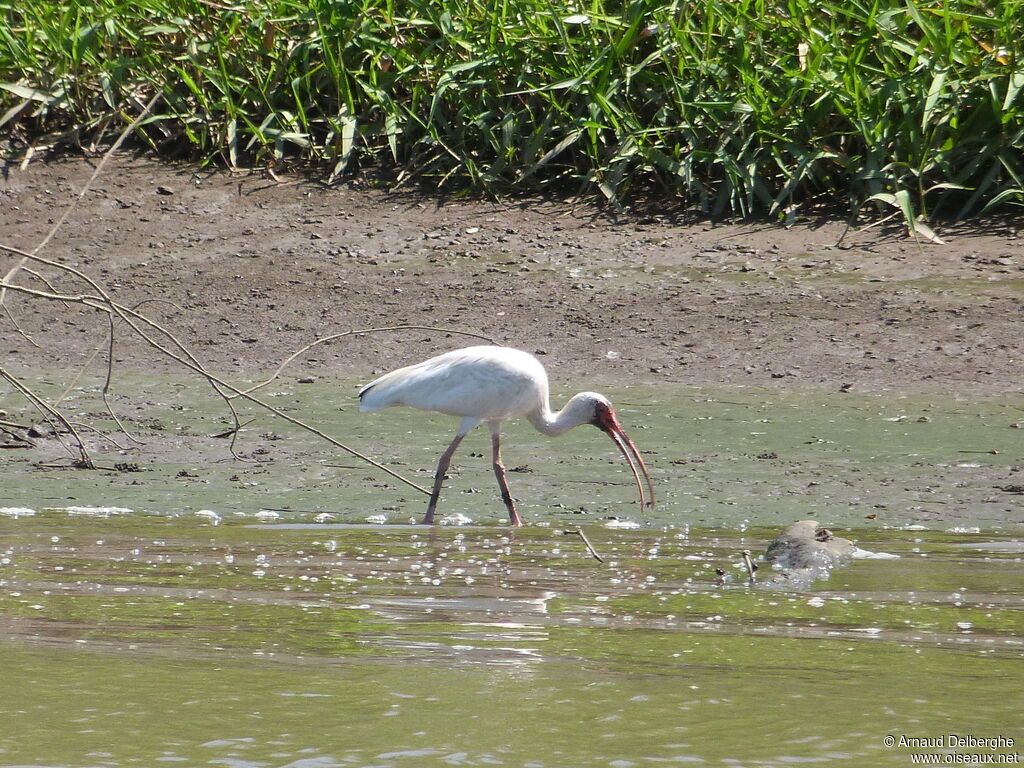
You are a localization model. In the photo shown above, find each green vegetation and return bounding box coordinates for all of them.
[1,0,1022,220]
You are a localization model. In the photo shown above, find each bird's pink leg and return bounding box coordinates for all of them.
[423,432,466,525]
[490,429,523,527]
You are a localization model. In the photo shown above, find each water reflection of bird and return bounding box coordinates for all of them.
[359,345,655,526]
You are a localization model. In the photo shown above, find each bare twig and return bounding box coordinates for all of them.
[37,460,121,470]
[54,345,104,405]
[0,426,35,448]
[100,312,141,444]
[1,301,41,348]
[0,92,161,306]
[211,419,256,439]
[564,528,604,563]
[1,265,70,348]
[0,275,432,494]
[68,421,128,451]
[0,366,93,466]
[236,325,500,399]
[742,549,758,583]
[20,266,71,306]
[1,242,239,435]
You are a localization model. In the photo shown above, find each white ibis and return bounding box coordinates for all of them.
[358,345,655,526]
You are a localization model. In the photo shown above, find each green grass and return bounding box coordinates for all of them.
[1,0,1022,220]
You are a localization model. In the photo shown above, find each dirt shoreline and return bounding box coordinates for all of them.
[2,154,1022,396]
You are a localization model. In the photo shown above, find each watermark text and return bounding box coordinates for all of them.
[884,734,1018,765]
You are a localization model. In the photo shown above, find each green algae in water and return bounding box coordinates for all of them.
[1,633,1020,768]
[2,378,1022,531]
[2,379,1023,766]
[0,520,1021,767]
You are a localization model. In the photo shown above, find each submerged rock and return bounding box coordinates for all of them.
[764,519,856,570]
[752,519,860,590]
[751,520,898,590]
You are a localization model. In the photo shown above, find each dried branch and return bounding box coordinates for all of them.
[564,528,605,563]
[236,325,499,399]
[0,273,432,495]
[100,312,141,444]
[68,420,129,451]
[54,345,104,406]
[0,365,93,466]
[0,93,161,306]
[1,243,241,447]
[1,301,41,348]
[0,100,486,498]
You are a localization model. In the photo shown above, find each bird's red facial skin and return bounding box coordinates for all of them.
[591,401,620,434]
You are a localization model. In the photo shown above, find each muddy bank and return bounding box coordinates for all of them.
[1,154,1022,395]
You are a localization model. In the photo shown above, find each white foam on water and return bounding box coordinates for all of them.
[439,513,472,526]
[63,506,133,516]
[849,547,900,560]
[0,507,36,518]
[604,519,640,529]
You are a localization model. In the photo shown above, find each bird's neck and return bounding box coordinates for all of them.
[528,394,591,437]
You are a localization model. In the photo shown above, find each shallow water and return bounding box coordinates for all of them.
[0,516,1022,767]
[1,377,1021,530]
[1,378,1022,766]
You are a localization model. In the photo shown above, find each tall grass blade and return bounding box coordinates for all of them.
[0,0,1020,221]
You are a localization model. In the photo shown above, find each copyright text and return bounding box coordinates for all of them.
[883,734,1019,765]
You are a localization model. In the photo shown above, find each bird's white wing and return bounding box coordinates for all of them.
[358,346,547,421]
